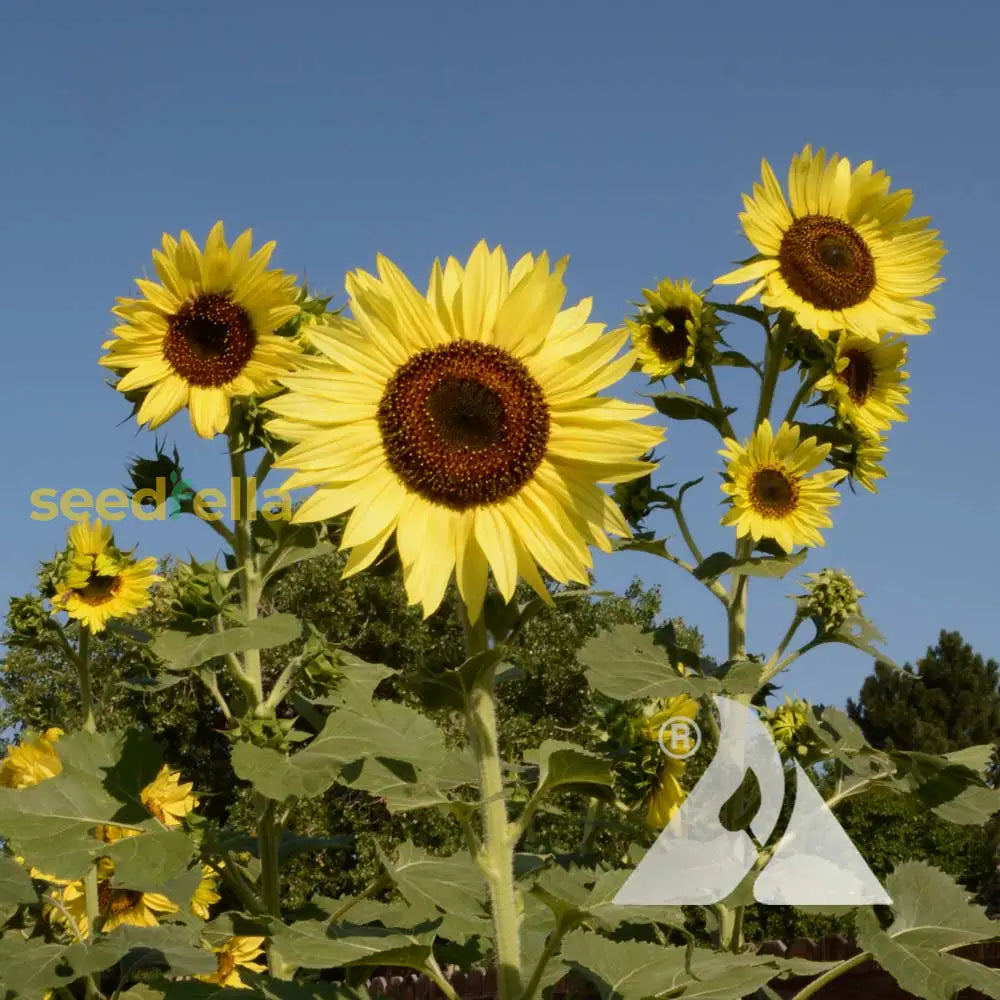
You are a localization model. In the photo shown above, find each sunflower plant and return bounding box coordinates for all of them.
[0,167,997,1000]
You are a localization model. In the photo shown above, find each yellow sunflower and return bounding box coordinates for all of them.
[100,221,302,439]
[191,864,221,920]
[852,435,889,494]
[265,240,663,620]
[627,278,706,378]
[196,936,268,989]
[56,858,178,935]
[719,419,847,552]
[715,145,944,341]
[50,517,161,633]
[815,333,909,437]
[0,727,63,789]
[95,763,197,843]
[640,695,699,829]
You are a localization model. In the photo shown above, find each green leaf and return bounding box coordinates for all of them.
[692,549,807,581]
[104,826,196,889]
[151,613,302,671]
[712,349,758,370]
[376,841,486,919]
[793,422,860,447]
[650,392,736,434]
[0,937,78,997]
[526,741,615,800]
[714,659,767,696]
[268,919,433,971]
[65,924,218,978]
[405,646,508,711]
[889,750,993,813]
[931,784,1000,825]
[943,744,997,778]
[0,854,37,905]
[325,652,396,709]
[120,673,186,692]
[830,614,897,667]
[579,624,719,702]
[712,301,772,326]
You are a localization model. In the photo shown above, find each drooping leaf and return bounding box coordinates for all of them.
[151,613,302,671]
[526,741,615,800]
[692,549,807,582]
[650,392,736,434]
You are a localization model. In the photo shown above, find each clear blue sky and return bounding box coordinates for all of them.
[2,0,997,712]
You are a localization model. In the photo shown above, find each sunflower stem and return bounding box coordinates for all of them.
[783,370,822,426]
[459,602,522,1000]
[788,951,872,1000]
[77,626,97,734]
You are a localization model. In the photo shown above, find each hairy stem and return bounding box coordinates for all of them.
[460,604,522,1000]
[76,626,96,734]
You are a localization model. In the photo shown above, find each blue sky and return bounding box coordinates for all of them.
[1,0,997,712]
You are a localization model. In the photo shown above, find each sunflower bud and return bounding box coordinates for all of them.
[126,439,188,517]
[794,568,864,634]
[161,558,234,631]
[5,595,54,646]
[762,697,828,765]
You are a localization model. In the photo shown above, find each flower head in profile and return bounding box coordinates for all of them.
[50,517,161,633]
[95,763,197,843]
[266,240,663,621]
[0,728,63,789]
[719,420,847,552]
[191,864,221,920]
[101,221,302,438]
[640,695,699,830]
[196,936,268,989]
[627,278,713,379]
[715,145,944,341]
[815,333,909,437]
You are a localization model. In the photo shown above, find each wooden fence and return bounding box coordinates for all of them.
[361,937,1000,1000]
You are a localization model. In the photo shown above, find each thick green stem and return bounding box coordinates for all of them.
[783,371,821,426]
[460,605,522,1000]
[789,951,871,1000]
[76,627,97,734]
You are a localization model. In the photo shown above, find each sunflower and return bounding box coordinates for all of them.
[196,936,268,989]
[719,419,847,552]
[265,240,663,620]
[627,278,708,378]
[815,333,909,437]
[191,865,221,920]
[55,858,178,935]
[640,695,699,829]
[0,727,63,789]
[852,435,889,494]
[100,221,302,439]
[95,764,197,843]
[50,517,161,633]
[715,145,944,341]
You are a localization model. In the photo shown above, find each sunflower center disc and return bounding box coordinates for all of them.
[377,341,550,510]
[838,349,875,404]
[218,952,236,979]
[778,216,877,310]
[164,292,257,387]
[649,307,693,363]
[750,467,799,518]
[78,572,121,605]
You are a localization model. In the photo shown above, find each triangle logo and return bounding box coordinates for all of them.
[613,696,891,906]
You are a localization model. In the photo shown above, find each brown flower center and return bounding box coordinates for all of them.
[749,467,799,518]
[648,307,693,364]
[778,216,876,310]
[837,349,875,404]
[76,568,122,606]
[217,950,236,980]
[98,880,143,917]
[163,292,257,387]
[377,341,550,510]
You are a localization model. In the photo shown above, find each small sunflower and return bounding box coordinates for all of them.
[852,435,889,494]
[50,517,161,633]
[266,240,663,621]
[101,221,302,439]
[719,419,847,552]
[196,936,268,989]
[715,145,945,341]
[815,333,909,437]
[56,858,178,935]
[191,865,221,920]
[627,278,708,378]
[0,728,63,789]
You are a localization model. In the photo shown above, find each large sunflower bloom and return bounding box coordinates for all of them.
[815,333,909,437]
[56,858,178,935]
[266,240,663,620]
[0,728,63,789]
[196,936,268,989]
[50,518,161,633]
[100,221,302,438]
[719,420,847,552]
[715,146,944,341]
[626,278,706,378]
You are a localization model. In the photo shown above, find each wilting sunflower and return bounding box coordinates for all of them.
[0,728,63,789]
[719,419,847,552]
[101,221,302,439]
[50,517,161,633]
[191,864,221,920]
[266,240,663,620]
[627,278,708,378]
[56,858,178,935]
[715,145,944,341]
[814,333,909,437]
[196,936,268,989]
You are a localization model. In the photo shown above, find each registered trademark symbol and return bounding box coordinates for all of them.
[657,716,702,760]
